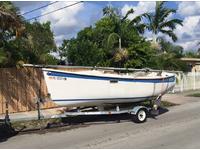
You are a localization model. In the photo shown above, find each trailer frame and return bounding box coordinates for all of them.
[51,103,159,123]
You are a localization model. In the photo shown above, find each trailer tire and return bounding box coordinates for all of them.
[133,108,147,123]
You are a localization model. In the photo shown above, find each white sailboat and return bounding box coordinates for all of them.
[42,68,176,107]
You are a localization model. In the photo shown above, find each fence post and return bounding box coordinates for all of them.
[180,72,184,92]
[36,98,41,120]
[36,68,43,120]
[5,75,11,125]
[193,71,196,90]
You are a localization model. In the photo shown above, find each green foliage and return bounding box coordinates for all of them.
[145,1,183,42]
[187,93,200,97]
[60,12,154,68]
[58,5,189,71]
[124,40,155,68]
[149,53,187,71]
[1,2,199,72]
[159,38,183,58]
[0,1,24,35]
[0,48,7,64]
[20,21,57,64]
[0,21,57,67]
[184,51,200,58]
[147,39,188,71]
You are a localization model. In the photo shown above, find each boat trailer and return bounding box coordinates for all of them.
[51,96,162,123]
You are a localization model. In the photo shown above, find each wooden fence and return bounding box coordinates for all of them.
[0,67,57,115]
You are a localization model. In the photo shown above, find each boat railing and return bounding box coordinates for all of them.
[22,64,183,74]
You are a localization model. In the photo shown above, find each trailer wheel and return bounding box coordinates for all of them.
[133,108,147,123]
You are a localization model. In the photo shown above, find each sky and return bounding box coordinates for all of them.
[13,1,200,52]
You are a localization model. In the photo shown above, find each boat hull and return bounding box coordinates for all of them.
[42,69,176,107]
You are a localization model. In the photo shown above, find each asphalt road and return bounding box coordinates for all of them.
[0,99,200,149]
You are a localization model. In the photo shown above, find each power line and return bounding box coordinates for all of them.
[26,1,83,21]
[22,1,59,15]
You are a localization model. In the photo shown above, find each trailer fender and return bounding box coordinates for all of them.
[130,106,148,115]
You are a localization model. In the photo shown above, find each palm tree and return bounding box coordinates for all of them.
[104,6,147,65]
[125,9,149,34]
[103,6,119,18]
[0,2,24,37]
[103,6,148,35]
[145,1,183,43]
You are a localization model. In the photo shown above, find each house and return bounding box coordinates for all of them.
[181,58,200,72]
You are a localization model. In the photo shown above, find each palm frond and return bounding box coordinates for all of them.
[122,8,134,22]
[154,1,165,29]
[129,15,142,25]
[160,29,177,42]
[160,19,183,30]
[143,1,182,42]
[128,13,149,34]
[160,8,176,23]
[134,24,146,34]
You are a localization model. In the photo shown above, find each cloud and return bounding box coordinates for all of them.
[121,2,155,20]
[38,1,104,46]
[177,2,200,17]
[174,15,200,51]
[14,1,200,51]
[13,1,46,9]
[13,1,48,15]
[39,1,85,45]
[122,1,200,51]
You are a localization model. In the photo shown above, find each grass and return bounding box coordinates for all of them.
[160,101,177,107]
[11,118,62,132]
[141,100,177,108]
[187,93,200,97]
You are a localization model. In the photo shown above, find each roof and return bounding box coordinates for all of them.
[181,58,200,62]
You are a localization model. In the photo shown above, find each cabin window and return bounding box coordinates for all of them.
[110,79,118,83]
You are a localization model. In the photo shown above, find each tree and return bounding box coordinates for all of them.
[145,1,183,43]
[0,2,24,38]
[103,6,150,67]
[63,8,154,68]
[57,39,70,65]
[0,21,57,67]
[159,37,183,57]
[148,52,187,71]
[0,2,24,66]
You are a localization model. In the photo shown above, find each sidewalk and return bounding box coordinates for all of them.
[163,90,200,105]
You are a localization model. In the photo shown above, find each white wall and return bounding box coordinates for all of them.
[173,72,200,92]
